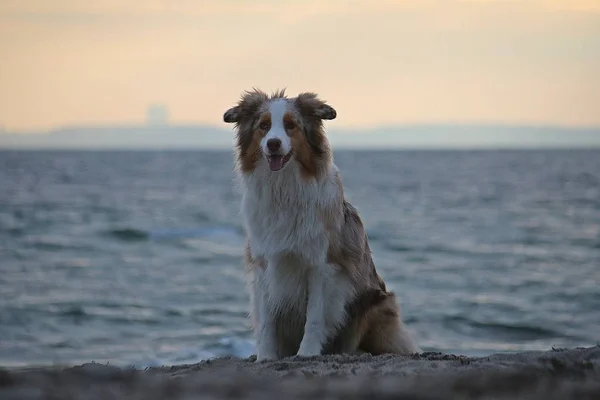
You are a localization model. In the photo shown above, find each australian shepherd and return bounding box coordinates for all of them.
[223,88,419,361]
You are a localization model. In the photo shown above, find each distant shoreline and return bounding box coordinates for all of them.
[2,123,600,150]
[2,147,600,152]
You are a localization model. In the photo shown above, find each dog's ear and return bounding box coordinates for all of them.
[223,89,269,124]
[223,106,240,123]
[295,92,337,121]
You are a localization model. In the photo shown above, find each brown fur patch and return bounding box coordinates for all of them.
[325,290,416,356]
[326,201,381,284]
[238,133,260,173]
[223,89,270,173]
[293,94,333,180]
[358,293,416,355]
[239,112,276,172]
[282,112,317,179]
[322,287,390,354]
[257,112,272,130]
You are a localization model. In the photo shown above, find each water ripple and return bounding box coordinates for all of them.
[1,149,599,368]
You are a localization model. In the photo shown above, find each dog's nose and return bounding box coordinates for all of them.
[266,138,281,153]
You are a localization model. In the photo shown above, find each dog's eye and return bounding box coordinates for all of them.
[259,122,269,130]
[284,122,295,130]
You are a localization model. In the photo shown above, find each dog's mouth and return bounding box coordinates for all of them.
[266,151,293,172]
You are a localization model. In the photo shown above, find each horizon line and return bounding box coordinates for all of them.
[4,120,600,135]
[2,146,600,152]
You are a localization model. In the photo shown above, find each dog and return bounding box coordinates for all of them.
[223,88,419,361]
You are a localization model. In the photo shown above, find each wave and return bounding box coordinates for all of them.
[105,228,149,241]
[150,226,245,257]
[0,226,25,237]
[104,225,244,243]
[50,304,162,326]
[444,315,568,341]
[59,305,87,318]
[120,337,255,369]
[148,226,243,240]
[381,241,567,259]
[381,242,414,252]
[20,235,96,252]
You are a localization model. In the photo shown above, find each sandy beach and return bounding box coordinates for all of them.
[1,346,598,399]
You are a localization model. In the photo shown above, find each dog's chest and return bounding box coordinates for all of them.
[241,174,333,261]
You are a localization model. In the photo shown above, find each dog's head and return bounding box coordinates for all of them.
[223,88,336,177]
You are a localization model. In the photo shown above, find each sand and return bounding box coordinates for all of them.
[1,346,598,399]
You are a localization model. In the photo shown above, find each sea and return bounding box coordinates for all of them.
[1,149,599,369]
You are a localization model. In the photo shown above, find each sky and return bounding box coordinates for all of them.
[1,0,600,132]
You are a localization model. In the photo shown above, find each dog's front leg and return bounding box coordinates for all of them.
[297,265,338,357]
[253,272,279,362]
[256,312,278,362]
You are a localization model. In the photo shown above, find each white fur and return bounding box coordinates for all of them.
[260,99,292,156]
[252,267,278,360]
[240,156,355,361]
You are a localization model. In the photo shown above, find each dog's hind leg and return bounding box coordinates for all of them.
[358,293,420,356]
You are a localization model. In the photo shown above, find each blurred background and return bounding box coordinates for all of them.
[1,0,599,368]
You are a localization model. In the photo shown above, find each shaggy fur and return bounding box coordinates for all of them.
[224,88,418,361]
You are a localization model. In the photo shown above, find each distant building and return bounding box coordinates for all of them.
[146,104,170,126]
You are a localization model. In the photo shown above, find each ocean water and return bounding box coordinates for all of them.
[1,149,599,369]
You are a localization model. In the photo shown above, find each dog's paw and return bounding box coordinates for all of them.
[296,341,322,358]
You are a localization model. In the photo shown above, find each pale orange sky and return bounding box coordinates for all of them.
[1,0,599,132]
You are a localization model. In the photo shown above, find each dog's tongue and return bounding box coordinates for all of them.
[268,155,284,171]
